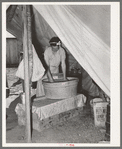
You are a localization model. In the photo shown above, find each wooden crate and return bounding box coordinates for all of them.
[18,107,84,132]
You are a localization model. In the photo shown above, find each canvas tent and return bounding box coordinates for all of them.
[6,5,110,97]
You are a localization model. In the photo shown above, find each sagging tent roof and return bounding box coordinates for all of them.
[6,5,110,97]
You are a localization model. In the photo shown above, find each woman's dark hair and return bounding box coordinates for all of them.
[49,37,61,43]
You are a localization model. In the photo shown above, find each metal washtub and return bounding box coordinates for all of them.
[42,77,79,99]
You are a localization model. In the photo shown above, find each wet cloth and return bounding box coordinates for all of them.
[16,45,45,82]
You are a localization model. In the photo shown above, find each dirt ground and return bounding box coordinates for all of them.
[6,68,109,145]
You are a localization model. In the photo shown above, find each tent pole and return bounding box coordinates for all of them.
[27,5,33,79]
[22,5,32,143]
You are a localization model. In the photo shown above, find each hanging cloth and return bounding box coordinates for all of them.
[16,45,45,82]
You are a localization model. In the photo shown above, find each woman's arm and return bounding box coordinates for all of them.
[61,59,67,81]
[61,48,67,81]
[46,67,54,82]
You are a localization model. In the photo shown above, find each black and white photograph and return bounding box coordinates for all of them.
[2,2,120,147]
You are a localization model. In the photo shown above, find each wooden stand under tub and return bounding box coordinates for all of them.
[15,94,86,132]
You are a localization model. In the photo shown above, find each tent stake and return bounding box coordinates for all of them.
[22,5,33,143]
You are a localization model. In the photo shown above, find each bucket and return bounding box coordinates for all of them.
[42,77,79,99]
[90,98,108,128]
[90,98,103,116]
